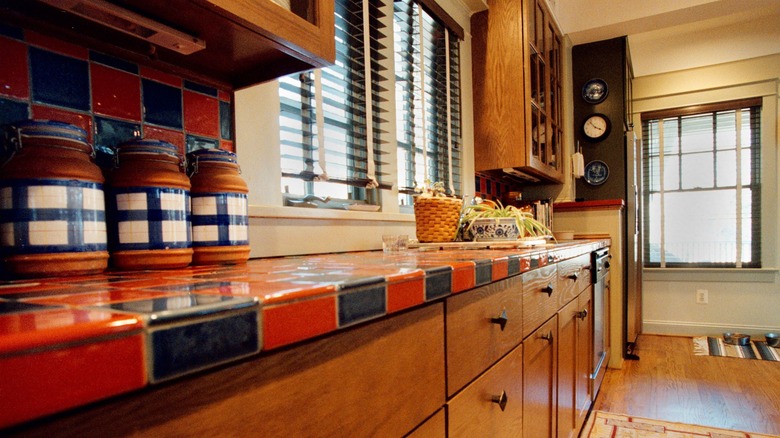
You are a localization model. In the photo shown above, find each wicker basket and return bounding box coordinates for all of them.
[413,196,463,243]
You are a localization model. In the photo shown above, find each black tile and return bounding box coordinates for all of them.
[0,23,24,40]
[183,80,218,97]
[475,260,492,286]
[94,116,141,165]
[0,300,58,314]
[507,256,521,276]
[186,134,219,153]
[337,285,386,326]
[30,47,90,111]
[90,51,139,74]
[142,79,182,129]
[219,100,232,140]
[424,266,451,301]
[0,98,29,126]
[150,309,259,382]
[96,294,256,324]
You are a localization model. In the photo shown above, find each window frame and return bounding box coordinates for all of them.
[641,97,762,269]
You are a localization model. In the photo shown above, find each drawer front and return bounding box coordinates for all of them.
[409,408,446,438]
[448,344,523,438]
[447,276,524,396]
[522,264,559,339]
[557,253,592,307]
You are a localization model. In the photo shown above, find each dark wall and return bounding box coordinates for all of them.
[572,37,628,201]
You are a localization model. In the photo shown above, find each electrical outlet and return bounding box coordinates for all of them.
[696,289,709,304]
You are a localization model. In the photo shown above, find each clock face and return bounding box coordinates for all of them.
[582,114,611,141]
[582,78,608,104]
[584,160,609,186]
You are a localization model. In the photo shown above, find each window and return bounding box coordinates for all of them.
[278,0,390,203]
[642,98,762,268]
[394,0,462,206]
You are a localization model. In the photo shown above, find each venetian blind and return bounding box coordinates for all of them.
[279,0,390,200]
[394,0,462,206]
[641,98,762,268]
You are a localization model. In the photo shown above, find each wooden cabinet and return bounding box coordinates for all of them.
[0,0,335,89]
[448,345,523,438]
[523,316,558,438]
[557,287,593,438]
[446,276,524,396]
[522,264,559,338]
[557,254,592,306]
[471,0,564,183]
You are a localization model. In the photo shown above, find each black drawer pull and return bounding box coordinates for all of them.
[541,331,554,343]
[577,309,588,320]
[541,283,554,296]
[490,309,509,331]
[492,390,508,411]
[568,273,579,281]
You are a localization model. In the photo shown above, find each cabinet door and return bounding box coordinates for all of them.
[576,287,594,429]
[522,264,558,338]
[446,276,524,396]
[448,345,523,438]
[408,408,446,438]
[523,315,557,438]
[556,298,578,438]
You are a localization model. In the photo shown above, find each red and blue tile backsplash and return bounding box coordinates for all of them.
[0,23,233,160]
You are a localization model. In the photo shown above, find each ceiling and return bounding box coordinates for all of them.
[549,0,780,77]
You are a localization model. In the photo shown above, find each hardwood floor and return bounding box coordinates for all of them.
[593,334,780,435]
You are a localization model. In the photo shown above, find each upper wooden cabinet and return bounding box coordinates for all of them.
[0,0,335,89]
[471,0,564,183]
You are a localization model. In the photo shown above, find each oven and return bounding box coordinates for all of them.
[591,247,610,396]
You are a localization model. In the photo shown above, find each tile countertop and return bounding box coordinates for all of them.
[0,239,607,429]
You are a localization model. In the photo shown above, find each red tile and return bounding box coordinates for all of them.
[25,289,183,306]
[218,90,232,102]
[91,64,141,121]
[452,265,476,293]
[492,258,509,281]
[0,36,29,99]
[144,125,185,154]
[140,66,181,88]
[26,31,88,59]
[263,296,337,350]
[183,90,219,137]
[0,333,146,428]
[520,257,531,272]
[387,277,424,313]
[220,140,234,152]
[31,105,93,143]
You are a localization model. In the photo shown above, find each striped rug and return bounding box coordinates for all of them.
[693,336,780,361]
[583,411,780,438]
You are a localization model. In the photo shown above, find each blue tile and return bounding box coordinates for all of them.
[94,116,141,167]
[184,80,217,97]
[0,301,58,314]
[149,308,259,383]
[90,51,139,74]
[0,98,30,126]
[186,134,218,153]
[475,260,492,286]
[0,23,24,40]
[219,100,232,140]
[30,47,90,111]
[337,285,386,326]
[142,79,182,129]
[507,256,521,276]
[97,294,256,323]
[424,266,451,301]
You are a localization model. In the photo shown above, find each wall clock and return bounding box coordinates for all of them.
[582,78,608,104]
[584,160,609,186]
[582,113,611,142]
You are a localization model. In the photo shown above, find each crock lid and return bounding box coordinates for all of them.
[116,139,182,159]
[11,119,89,144]
[187,148,237,163]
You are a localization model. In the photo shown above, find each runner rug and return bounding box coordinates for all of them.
[692,336,780,361]
[583,411,780,438]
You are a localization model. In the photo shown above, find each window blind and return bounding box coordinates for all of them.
[641,98,762,268]
[393,0,462,205]
[279,0,391,200]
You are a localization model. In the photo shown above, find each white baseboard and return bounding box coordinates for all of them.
[643,319,780,337]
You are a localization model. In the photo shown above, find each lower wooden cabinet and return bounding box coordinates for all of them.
[575,288,594,430]
[408,409,446,438]
[523,316,558,438]
[448,345,523,437]
[557,287,593,438]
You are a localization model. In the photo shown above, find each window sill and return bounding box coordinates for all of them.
[248,205,415,223]
[643,267,778,283]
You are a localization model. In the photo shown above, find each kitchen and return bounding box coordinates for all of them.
[1,0,779,436]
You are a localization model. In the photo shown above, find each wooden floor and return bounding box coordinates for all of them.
[593,334,780,435]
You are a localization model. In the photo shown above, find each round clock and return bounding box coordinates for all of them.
[582,113,611,142]
[584,160,609,186]
[582,78,608,104]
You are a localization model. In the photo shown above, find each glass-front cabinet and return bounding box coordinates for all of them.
[472,0,564,183]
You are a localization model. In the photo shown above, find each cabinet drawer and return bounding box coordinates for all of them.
[448,344,523,438]
[409,408,446,438]
[447,276,524,396]
[557,254,591,306]
[522,264,559,339]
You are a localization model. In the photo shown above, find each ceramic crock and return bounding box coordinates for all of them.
[107,139,192,270]
[187,148,250,265]
[0,120,109,277]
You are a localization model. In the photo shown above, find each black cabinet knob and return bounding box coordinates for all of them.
[577,309,588,320]
[542,283,554,297]
[568,272,579,281]
[541,331,554,343]
[490,309,509,331]
[492,390,508,411]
